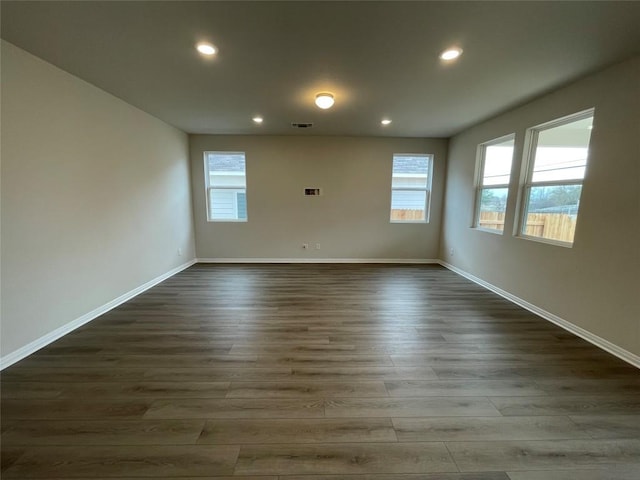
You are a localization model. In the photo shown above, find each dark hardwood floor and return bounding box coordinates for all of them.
[2,263,639,479]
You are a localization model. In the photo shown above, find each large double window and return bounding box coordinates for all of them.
[519,110,594,245]
[204,151,248,222]
[472,109,594,246]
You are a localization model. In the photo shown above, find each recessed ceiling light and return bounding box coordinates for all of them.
[381,119,392,125]
[252,116,263,124]
[315,93,335,109]
[440,47,463,61]
[196,43,217,56]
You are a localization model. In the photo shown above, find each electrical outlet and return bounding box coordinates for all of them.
[302,243,308,249]
[178,248,183,256]
[315,243,321,250]
[450,248,454,256]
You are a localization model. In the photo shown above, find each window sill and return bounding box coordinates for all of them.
[390,220,429,224]
[472,226,505,235]
[516,234,574,248]
[207,219,248,223]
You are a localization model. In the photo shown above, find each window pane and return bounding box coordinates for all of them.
[208,153,246,174]
[390,190,426,221]
[209,188,247,220]
[531,116,593,182]
[482,139,514,186]
[205,151,248,222]
[392,155,429,188]
[208,153,246,188]
[477,187,508,232]
[523,185,582,243]
[237,192,247,220]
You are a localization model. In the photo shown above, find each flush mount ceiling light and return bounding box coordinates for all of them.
[196,42,217,56]
[315,93,335,109]
[381,119,392,125]
[252,116,263,124]
[440,47,463,61]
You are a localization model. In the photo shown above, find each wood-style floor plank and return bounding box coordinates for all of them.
[280,475,509,480]
[289,366,439,381]
[506,467,640,479]
[2,263,639,478]
[2,445,240,477]
[390,352,612,367]
[225,381,388,398]
[1,367,151,383]
[0,447,25,473]
[198,418,397,444]
[63,381,230,398]
[534,377,640,395]
[37,478,277,480]
[447,439,640,471]
[384,379,547,397]
[1,419,206,445]
[569,415,640,439]
[490,395,640,416]
[392,416,590,441]
[144,398,326,419]
[324,397,501,417]
[36,478,278,480]
[3,381,230,399]
[234,442,457,475]
[433,364,638,380]
[1,398,150,419]
[0,382,65,399]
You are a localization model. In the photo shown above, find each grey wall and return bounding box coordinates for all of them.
[440,56,640,357]
[190,135,448,260]
[3,38,636,367]
[1,41,196,359]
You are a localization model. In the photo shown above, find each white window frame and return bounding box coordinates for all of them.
[390,153,433,224]
[516,108,594,247]
[473,133,515,234]
[203,151,248,223]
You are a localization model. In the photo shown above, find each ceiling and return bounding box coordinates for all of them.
[2,1,639,138]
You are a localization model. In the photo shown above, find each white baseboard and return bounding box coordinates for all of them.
[197,258,440,264]
[0,259,197,370]
[439,260,640,369]
[6,257,635,371]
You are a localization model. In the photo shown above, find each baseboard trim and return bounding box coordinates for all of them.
[0,259,197,370]
[6,257,635,371]
[439,260,640,369]
[197,258,440,264]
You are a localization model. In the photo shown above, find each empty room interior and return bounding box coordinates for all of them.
[2,1,640,479]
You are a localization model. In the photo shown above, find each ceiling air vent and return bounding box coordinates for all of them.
[291,122,314,129]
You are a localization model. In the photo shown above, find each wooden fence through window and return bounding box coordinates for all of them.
[391,209,425,221]
[478,211,576,243]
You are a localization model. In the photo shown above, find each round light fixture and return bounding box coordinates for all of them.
[196,43,217,56]
[381,119,392,125]
[440,47,463,61]
[252,116,264,124]
[315,93,335,109]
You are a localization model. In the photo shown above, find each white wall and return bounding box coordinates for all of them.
[440,56,640,358]
[1,41,196,361]
[190,135,448,260]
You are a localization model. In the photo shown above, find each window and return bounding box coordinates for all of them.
[390,154,432,222]
[518,109,594,245]
[204,151,248,221]
[473,134,515,233]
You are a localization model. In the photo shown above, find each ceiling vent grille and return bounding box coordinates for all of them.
[291,122,314,129]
